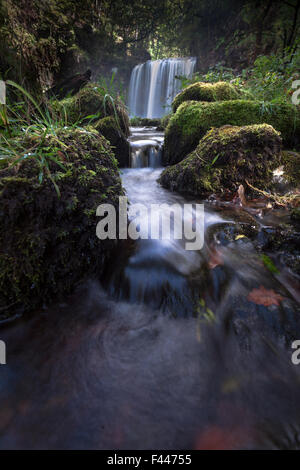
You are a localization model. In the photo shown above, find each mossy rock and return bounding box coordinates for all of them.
[163,100,300,166]
[281,151,300,187]
[95,116,130,167]
[159,124,282,198]
[52,83,130,136]
[172,81,245,112]
[0,127,123,319]
[130,117,162,127]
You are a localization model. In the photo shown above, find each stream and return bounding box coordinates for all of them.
[0,128,300,449]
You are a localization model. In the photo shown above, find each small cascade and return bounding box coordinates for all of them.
[128,57,196,118]
[128,127,164,168]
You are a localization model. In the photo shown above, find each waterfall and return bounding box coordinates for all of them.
[128,57,196,118]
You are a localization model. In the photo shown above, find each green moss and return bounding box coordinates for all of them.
[0,127,124,319]
[164,99,300,165]
[282,151,300,187]
[52,83,130,136]
[94,116,130,167]
[159,124,282,198]
[172,81,245,112]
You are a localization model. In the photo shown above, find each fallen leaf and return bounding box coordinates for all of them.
[247,285,284,307]
[235,234,246,240]
[195,425,247,450]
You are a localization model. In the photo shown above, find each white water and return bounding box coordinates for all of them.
[128,58,196,118]
[128,127,164,168]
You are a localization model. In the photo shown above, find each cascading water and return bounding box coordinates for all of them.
[128,57,196,118]
[128,127,164,168]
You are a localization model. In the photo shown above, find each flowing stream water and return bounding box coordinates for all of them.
[1,131,300,447]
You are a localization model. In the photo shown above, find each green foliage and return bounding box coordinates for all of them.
[181,48,300,105]
[97,71,126,104]
[260,254,280,275]
[0,80,81,195]
[181,65,241,88]
[195,298,216,342]
[246,49,300,102]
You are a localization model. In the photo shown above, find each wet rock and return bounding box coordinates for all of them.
[95,116,130,167]
[254,224,300,275]
[163,100,300,166]
[160,124,282,198]
[47,69,92,99]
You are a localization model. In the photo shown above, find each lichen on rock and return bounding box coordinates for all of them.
[159,124,282,198]
[163,99,300,166]
[0,126,123,318]
[172,81,246,112]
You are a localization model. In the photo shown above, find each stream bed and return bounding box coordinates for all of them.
[0,128,300,449]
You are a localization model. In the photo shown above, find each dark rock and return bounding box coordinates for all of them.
[95,116,130,167]
[47,69,92,99]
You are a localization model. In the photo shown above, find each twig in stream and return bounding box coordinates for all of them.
[245,179,300,207]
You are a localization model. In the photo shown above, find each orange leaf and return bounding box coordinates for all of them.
[195,425,247,450]
[247,285,284,307]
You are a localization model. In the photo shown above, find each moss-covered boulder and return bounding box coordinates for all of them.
[159,124,282,198]
[52,83,130,136]
[0,127,123,319]
[130,117,162,127]
[282,151,300,187]
[163,100,300,166]
[95,116,130,167]
[172,81,245,112]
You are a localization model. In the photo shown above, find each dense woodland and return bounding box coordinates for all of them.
[0,0,300,90]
